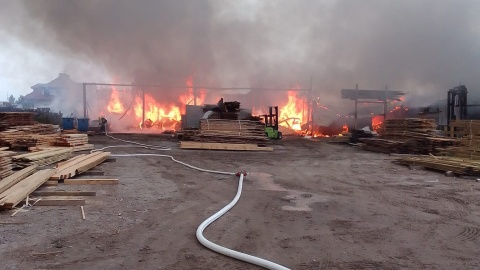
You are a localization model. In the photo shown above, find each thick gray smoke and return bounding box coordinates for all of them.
[2,0,480,112]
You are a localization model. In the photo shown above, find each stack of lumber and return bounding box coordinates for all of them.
[194,119,268,144]
[0,112,36,131]
[377,118,436,139]
[361,118,457,154]
[12,148,72,168]
[394,156,480,176]
[0,147,16,179]
[50,151,110,181]
[0,124,60,148]
[0,166,55,209]
[441,120,480,159]
[53,134,92,151]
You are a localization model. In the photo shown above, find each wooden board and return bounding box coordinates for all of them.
[21,198,85,206]
[180,141,273,151]
[0,165,38,196]
[31,191,96,196]
[0,169,56,209]
[63,179,119,185]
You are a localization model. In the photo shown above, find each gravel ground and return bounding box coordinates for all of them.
[1,135,480,269]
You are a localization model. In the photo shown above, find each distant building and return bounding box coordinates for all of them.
[23,73,81,109]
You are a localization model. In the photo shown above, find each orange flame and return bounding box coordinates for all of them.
[372,115,384,131]
[279,91,305,131]
[134,93,182,130]
[178,77,206,111]
[107,88,125,114]
[342,124,349,133]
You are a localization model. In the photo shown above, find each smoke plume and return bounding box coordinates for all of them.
[1,0,480,112]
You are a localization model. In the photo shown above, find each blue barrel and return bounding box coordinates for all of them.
[77,118,89,132]
[62,117,74,130]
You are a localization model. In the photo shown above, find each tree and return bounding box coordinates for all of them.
[8,94,15,105]
[16,95,25,105]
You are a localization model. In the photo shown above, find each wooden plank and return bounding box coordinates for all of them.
[64,178,119,185]
[21,198,85,206]
[0,165,38,196]
[81,171,105,176]
[41,180,58,186]
[31,191,96,196]
[52,152,109,180]
[180,141,273,151]
[0,169,56,209]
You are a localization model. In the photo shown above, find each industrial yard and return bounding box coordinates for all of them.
[0,135,479,269]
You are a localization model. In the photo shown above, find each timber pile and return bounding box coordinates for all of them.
[0,112,36,131]
[194,119,268,144]
[0,148,16,179]
[394,156,480,176]
[377,118,436,139]
[54,134,89,146]
[0,124,60,148]
[50,151,110,181]
[0,168,55,209]
[361,118,457,154]
[12,148,72,168]
[441,120,480,160]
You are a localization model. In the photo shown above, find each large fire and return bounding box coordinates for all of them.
[279,91,305,131]
[105,78,205,131]
[372,115,384,131]
[107,88,125,114]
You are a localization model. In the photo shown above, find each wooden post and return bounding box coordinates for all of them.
[83,83,87,118]
[308,76,313,134]
[142,88,145,127]
[384,85,388,121]
[193,86,197,106]
[354,84,358,130]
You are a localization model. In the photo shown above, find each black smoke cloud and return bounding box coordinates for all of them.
[2,0,480,110]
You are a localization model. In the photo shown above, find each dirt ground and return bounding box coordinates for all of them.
[1,135,480,269]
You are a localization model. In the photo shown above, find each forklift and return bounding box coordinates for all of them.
[263,106,282,139]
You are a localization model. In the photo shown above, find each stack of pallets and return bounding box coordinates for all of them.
[0,112,36,131]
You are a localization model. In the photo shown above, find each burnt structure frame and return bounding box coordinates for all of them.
[82,82,313,130]
[341,84,406,129]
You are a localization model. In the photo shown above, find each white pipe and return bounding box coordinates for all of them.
[196,173,290,270]
[99,127,289,269]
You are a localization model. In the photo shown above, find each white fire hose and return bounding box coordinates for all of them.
[96,132,290,270]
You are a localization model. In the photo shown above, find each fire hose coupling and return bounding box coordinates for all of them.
[235,171,247,177]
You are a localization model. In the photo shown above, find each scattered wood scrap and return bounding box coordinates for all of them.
[51,151,110,180]
[180,141,273,151]
[0,169,55,209]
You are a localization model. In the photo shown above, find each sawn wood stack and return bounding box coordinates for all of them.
[0,112,36,131]
[195,119,268,144]
[361,118,457,154]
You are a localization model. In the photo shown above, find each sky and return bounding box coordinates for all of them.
[0,0,479,109]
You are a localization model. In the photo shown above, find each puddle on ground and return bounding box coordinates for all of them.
[248,172,328,211]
